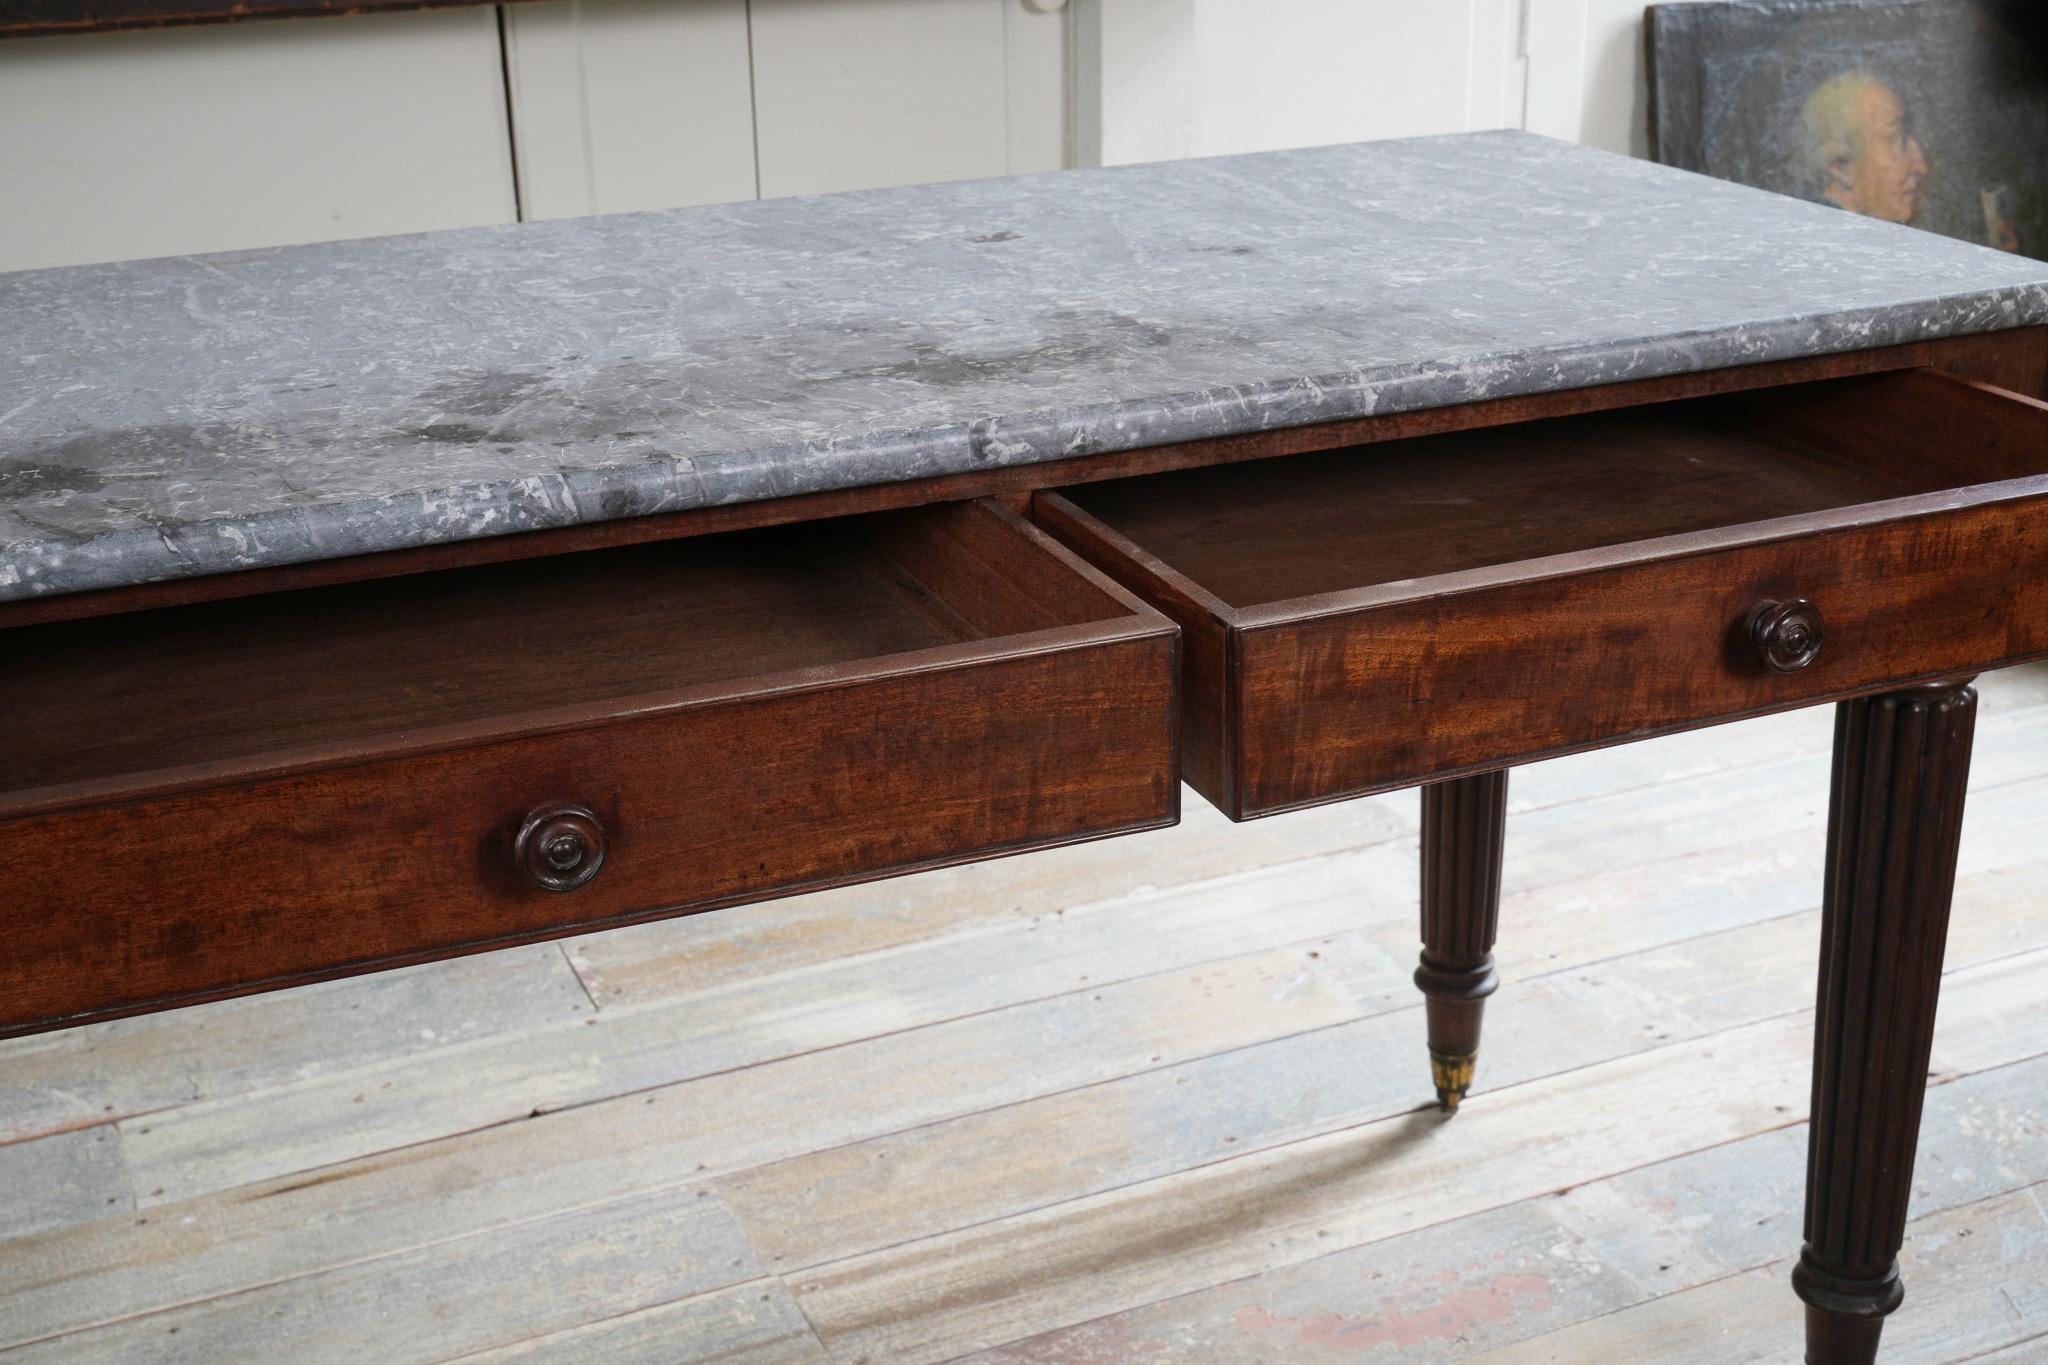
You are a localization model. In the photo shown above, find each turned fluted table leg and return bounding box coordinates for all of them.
[1417,770,1509,1112]
[1797,680,1977,1364]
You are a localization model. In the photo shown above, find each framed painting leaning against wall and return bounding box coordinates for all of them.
[1649,0,2048,258]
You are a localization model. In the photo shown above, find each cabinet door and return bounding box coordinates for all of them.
[752,0,1066,197]
[506,0,1068,215]
[502,0,759,220]
[0,9,516,272]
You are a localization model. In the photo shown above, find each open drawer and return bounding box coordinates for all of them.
[0,499,1178,1036]
[1035,368,2048,818]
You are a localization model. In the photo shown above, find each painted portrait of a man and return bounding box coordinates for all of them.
[1650,0,2046,259]
[1800,72,1928,224]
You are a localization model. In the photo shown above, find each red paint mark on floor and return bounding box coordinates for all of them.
[1233,1273,1555,1353]
[1234,1305,1285,1333]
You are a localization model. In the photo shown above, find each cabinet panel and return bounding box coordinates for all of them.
[1002,0,1067,176]
[752,0,1037,198]
[0,8,516,271]
[506,0,1066,214]
[502,0,758,220]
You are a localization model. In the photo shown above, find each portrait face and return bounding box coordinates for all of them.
[1834,82,1930,223]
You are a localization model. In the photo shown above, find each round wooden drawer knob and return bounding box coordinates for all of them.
[1749,598,1824,674]
[516,805,607,893]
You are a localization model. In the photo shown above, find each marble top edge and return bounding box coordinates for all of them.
[5,130,2048,603]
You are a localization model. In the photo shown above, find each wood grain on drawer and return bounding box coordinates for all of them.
[0,500,1178,1036]
[1038,369,2048,817]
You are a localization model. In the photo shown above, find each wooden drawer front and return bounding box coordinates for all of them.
[1232,497,2048,812]
[1037,368,2048,818]
[0,501,1178,1035]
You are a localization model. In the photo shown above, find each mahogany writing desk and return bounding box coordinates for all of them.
[4,132,2048,1362]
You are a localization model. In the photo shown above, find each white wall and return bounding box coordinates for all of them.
[1075,0,1647,165]
[1188,0,1525,156]
[1525,0,1653,156]
[1580,0,1655,156]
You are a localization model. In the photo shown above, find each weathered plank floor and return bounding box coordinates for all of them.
[4,668,2047,1363]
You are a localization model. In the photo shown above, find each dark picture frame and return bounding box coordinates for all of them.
[1649,0,2048,257]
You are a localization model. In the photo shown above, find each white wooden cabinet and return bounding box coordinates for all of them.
[0,0,1657,274]
[501,0,758,219]
[752,0,1065,197]
[0,9,516,272]
[503,0,1068,217]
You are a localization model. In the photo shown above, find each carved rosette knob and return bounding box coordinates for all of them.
[515,805,607,893]
[1749,598,1824,674]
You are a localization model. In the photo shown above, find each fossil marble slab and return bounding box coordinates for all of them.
[4,129,2047,602]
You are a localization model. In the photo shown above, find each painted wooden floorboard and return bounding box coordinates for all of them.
[0,1125,130,1243]
[442,1279,830,1365]
[111,860,1387,1203]
[1954,1335,2048,1362]
[0,943,593,1146]
[2,1184,759,1363]
[963,1052,2048,1361]
[967,1195,1658,1364]
[781,947,2047,1363]
[715,865,2048,1277]
[1459,1180,2048,1363]
[0,948,1354,1349]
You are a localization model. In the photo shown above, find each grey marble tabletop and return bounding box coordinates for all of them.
[5,129,2047,603]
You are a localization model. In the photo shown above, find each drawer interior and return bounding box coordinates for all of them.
[3,500,1139,803]
[1053,369,2048,610]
